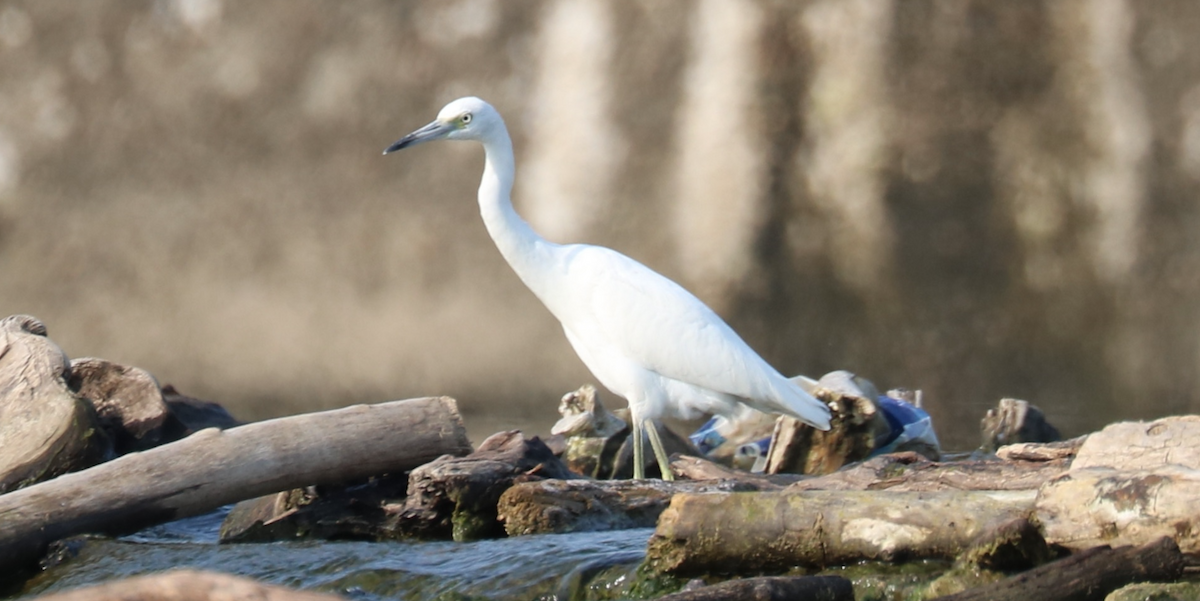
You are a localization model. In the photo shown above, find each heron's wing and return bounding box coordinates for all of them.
[555,245,828,427]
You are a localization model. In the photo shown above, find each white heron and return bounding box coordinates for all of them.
[384,97,831,479]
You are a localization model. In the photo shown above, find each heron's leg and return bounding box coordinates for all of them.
[632,415,646,480]
[645,421,675,481]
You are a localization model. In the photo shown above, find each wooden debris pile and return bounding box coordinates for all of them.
[4,314,1200,600]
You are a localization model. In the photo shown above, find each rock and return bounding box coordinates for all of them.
[980,398,1061,453]
[397,430,577,540]
[0,315,107,493]
[160,384,241,440]
[68,357,168,453]
[219,475,409,543]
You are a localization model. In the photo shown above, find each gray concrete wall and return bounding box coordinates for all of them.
[1,0,1198,447]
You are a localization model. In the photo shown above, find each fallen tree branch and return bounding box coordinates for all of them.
[932,536,1184,601]
[0,397,471,574]
[646,489,1038,574]
[498,476,768,536]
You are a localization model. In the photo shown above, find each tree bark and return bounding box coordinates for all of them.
[497,477,768,536]
[646,489,1037,574]
[0,396,470,573]
[26,569,347,601]
[932,536,1184,601]
[656,575,854,601]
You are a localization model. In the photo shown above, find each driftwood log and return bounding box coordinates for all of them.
[1037,465,1200,554]
[645,489,1038,574]
[497,477,768,536]
[27,570,347,601]
[397,430,575,541]
[550,384,629,479]
[932,536,1184,601]
[67,357,168,453]
[1035,416,1200,553]
[788,450,1072,492]
[0,396,471,574]
[764,372,888,476]
[1070,415,1200,471]
[669,455,800,489]
[0,315,107,493]
[656,576,854,601]
[674,447,1071,493]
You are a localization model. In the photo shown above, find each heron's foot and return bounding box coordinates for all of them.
[646,421,675,481]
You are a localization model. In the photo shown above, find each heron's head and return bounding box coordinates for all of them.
[383,96,500,154]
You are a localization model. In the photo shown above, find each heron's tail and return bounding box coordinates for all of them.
[766,375,831,430]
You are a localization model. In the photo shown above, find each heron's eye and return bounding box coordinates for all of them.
[461,113,472,125]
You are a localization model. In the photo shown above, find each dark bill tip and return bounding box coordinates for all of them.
[382,120,447,155]
[382,137,414,155]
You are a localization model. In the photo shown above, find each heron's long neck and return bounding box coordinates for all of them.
[479,131,554,289]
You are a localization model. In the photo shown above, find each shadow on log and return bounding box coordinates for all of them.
[26,569,347,601]
[656,575,854,601]
[931,536,1184,601]
[0,396,471,579]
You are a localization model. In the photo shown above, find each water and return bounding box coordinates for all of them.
[15,508,653,601]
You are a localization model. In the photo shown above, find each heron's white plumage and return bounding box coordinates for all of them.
[385,96,831,479]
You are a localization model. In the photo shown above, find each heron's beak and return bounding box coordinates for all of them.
[383,120,452,155]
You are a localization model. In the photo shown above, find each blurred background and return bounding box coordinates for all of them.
[1,0,1198,450]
